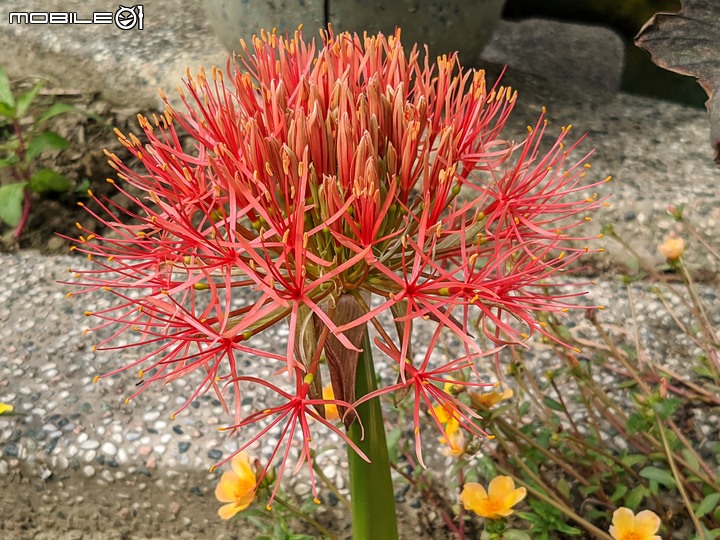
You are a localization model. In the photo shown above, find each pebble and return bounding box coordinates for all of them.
[143,411,160,422]
[101,469,114,483]
[83,450,96,463]
[3,443,18,458]
[117,448,129,464]
[101,442,117,456]
[0,461,7,475]
[207,449,222,460]
[80,439,100,450]
[126,431,142,442]
[138,445,153,457]
[82,465,95,478]
[178,442,191,454]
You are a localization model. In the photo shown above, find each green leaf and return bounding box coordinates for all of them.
[555,521,582,535]
[543,396,565,412]
[0,68,15,110]
[0,157,19,169]
[386,427,401,463]
[620,454,647,468]
[503,530,533,540]
[651,396,681,420]
[29,169,71,194]
[681,448,700,472]
[36,102,76,125]
[610,485,628,503]
[0,182,27,226]
[16,80,44,118]
[624,485,647,510]
[639,466,677,489]
[696,493,720,518]
[0,101,14,118]
[24,131,69,162]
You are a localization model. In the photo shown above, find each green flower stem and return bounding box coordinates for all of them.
[347,331,398,540]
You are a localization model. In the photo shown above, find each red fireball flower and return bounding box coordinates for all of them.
[65,27,606,503]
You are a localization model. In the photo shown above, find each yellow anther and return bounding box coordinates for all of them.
[314,497,321,504]
[93,375,99,383]
[84,311,92,316]
[87,189,93,197]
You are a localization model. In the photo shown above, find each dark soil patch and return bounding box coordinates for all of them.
[0,463,450,540]
[0,82,144,253]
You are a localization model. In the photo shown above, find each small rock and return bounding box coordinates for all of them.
[0,461,8,475]
[100,442,117,456]
[117,448,129,464]
[81,439,100,450]
[207,449,222,460]
[101,469,114,483]
[3,443,18,458]
[138,445,153,457]
[82,465,95,478]
[178,441,190,454]
[143,411,160,422]
[169,501,181,515]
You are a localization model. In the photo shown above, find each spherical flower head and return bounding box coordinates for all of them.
[65,24,607,505]
[215,451,257,519]
[460,476,527,519]
[658,234,684,260]
[609,507,662,540]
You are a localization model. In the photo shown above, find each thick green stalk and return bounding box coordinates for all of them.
[347,331,398,540]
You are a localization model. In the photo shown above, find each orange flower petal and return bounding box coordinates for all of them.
[230,451,255,483]
[215,471,240,503]
[218,502,248,520]
[610,507,636,539]
[488,475,515,499]
[504,486,527,509]
[634,510,661,536]
[460,482,488,512]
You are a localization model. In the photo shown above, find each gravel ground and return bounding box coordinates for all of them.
[0,249,718,538]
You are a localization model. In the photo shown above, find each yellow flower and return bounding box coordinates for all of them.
[322,384,339,421]
[439,417,466,457]
[215,451,257,519]
[460,476,527,519]
[658,235,684,260]
[470,387,513,410]
[609,507,662,540]
[433,403,456,424]
[0,403,13,415]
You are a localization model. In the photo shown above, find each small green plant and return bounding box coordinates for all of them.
[0,67,75,239]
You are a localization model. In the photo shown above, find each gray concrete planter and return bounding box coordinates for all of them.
[204,0,506,64]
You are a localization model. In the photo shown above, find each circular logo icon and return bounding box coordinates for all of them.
[115,6,139,30]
